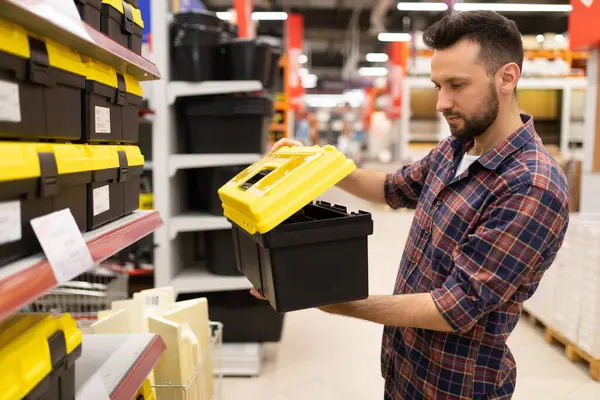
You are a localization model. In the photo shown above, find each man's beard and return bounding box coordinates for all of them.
[444,81,499,143]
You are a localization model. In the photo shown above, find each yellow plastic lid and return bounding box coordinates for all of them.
[82,56,118,88]
[45,38,87,77]
[0,313,82,400]
[53,143,119,173]
[122,73,143,97]
[102,0,145,28]
[0,143,42,182]
[218,145,356,234]
[115,145,145,167]
[0,18,30,59]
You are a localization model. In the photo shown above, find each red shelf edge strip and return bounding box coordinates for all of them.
[0,211,163,321]
[110,335,167,400]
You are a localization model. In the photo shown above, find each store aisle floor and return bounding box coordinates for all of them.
[223,181,600,400]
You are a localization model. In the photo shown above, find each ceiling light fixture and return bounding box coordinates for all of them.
[377,32,412,42]
[216,11,289,21]
[298,54,308,64]
[536,34,545,43]
[397,2,448,11]
[453,3,572,12]
[359,67,389,77]
[366,53,389,62]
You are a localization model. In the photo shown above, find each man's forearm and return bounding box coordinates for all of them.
[336,169,388,204]
[321,293,454,332]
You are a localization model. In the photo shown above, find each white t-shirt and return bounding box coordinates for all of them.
[455,154,481,178]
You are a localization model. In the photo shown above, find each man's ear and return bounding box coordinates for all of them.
[498,62,520,96]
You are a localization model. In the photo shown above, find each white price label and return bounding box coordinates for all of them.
[0,201,21,245]
[93,185,110,216]
[0,80,21,123]
[30,209,94,284]
[76,373,109,400]
[95,106,111,134]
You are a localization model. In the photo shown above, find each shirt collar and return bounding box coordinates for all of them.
[450,113,535,171]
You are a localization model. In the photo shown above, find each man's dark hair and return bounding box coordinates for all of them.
[422,11,524,76]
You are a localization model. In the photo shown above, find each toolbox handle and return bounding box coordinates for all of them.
[117,151,129,182]
[27,37,55,88]
[121,0,135,36]
[115,74,127,106]
[38,152,59,198]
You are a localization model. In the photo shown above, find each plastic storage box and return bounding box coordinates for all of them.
[217,39,273,85]
[218,145,373,312]
[0,313,82,400]
[187,165,247,215]
[0,143,144,267]
[0,19,87,142]
[170,11,223,82]
[205,230,242,276]
[100,0,144,55]
[75,0,102,30]
[176,95,272,154]
[179,290,284,342]
[82,57,143,143]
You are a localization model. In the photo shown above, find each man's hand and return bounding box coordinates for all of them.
[270,138,304,153]
[250,287,266,300]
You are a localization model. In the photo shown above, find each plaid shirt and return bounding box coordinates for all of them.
[382,114,569,399]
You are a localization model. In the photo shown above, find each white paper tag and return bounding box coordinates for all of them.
[30,209,94,284]
[95,106,111,134]
[76,373,110,400]
[93,185,110,216]
[0,80,21,123]
[0,201,21,245]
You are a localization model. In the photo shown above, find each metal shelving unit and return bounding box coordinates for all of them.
[150,0,265,376]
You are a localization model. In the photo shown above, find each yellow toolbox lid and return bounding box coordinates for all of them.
[115,145,145,167]
[82,56,143,96]
[0,313,82,400]
[0,143,119,183]
[218,145,356,235]
[122,73,143,97]
[0,18,30,59]
[45,38,87,77]
[102,0,145,28]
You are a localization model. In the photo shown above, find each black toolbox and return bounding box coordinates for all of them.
[75,0,102,30]
[82,57,143,144]
[170,11,223,82]
[217,38,273,85]
[218,145,372,312]
[178,290,285,343]
[0,19,87,142]
[232,202,373,312]
[188,166,247,215]
[0,313,82,400]
[176,94,272,154]
[101,0,144,55]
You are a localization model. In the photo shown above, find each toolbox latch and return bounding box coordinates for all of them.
[38,152,59,198]
[115,74,127,106]
[121,0,135,36]
[117,150,129,182]
[27,37,54,87]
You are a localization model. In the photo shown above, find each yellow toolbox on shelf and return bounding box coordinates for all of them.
[0,313,83,400]
[218,145,373,312]
[82,57,143,144]
[0,143,144,267]
[101,0,144,55]
[0,18,87,142]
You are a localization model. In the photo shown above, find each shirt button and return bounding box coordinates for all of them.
[411,259,417,264]
[425,229,431,235]
[436,200,443,206]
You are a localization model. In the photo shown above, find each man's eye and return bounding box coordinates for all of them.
[451,83,464,90]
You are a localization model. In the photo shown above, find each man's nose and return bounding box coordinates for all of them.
[436,91,453,113]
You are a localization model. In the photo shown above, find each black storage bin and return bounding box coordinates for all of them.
[182,290,285,343]
[218,39,273,85]
[75,0,102,30]
[205,230,242,276]
[264,47,281,91]
[188,166,247,215]
[139,120,152,161]
[231,201,373,313]
[101,0,144,55]
[177,95,272,154]
[170,11,222,82]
